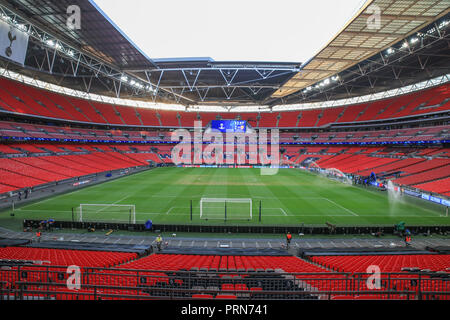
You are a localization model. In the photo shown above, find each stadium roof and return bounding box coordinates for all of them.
[141,59,301,105]
[271,0,450,101]
[0,0,448,109]
[2,0,157,70]
[0,0,300,105]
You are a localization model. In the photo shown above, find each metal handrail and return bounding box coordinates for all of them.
[12,281,441,301]
[1,264,448,300]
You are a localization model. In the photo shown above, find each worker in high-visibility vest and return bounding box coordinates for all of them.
[36,231,41,243]
[405,234,412,247]
[155,235,163,252]
[286,232,292,249]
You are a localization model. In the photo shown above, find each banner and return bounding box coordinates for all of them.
[421,193,430,201]
[403,189,421,198]
[429,195,442,204]
[73,180,91,186]
[0,20,29,65]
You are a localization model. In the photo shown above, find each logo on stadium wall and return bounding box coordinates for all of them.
[5,30,16,57]
[0,20,29,65]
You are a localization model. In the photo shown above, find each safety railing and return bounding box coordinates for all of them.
[0,265,448,300]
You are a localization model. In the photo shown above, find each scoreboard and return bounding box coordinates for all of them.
[210,120,247,133]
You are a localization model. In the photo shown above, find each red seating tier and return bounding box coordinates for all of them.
[0,247,137,268]
[311,255,450,273]
[298,109,322,127]
[0,77,449,128]
[413,177,450,194]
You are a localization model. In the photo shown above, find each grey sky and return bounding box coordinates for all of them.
[94,0,367,63]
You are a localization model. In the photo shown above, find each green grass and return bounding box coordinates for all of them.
[2,167,449,227]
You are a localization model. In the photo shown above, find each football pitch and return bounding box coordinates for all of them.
[6,167,450,227]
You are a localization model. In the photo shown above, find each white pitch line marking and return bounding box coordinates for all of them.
[165,207,176,215]
[322,197,358,216]
[93,195,132,214]
[14,208,447,219]
[20,170,158,209]
[264,207,288,216]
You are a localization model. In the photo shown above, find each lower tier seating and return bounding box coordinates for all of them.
[0,246,137,268]
[413,177,450,195]
[0,147,151,191]
[310,255,450,273]
[1,252,448,300]
[1,141,449,196]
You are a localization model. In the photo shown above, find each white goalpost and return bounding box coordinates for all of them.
[75,204,136,224]
[200,198,252,221]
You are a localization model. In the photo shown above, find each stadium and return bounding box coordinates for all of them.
[0,0,449,306]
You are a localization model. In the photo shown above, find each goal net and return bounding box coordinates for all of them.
[74,204,136,224]
[200,198,252,221]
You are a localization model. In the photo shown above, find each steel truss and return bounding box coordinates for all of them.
[0,2,192,104]
[275,16,450,106]
[131,65,300,104]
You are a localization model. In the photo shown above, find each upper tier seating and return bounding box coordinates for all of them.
[0,77,448,128]
[278,111,300,127]
[158,110,180,127]
[298,109,322,127]
[258,112,279,127]
[316,107,346,127]
[115,105,142,126]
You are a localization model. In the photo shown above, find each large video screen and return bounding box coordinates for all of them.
[210,120,247,133]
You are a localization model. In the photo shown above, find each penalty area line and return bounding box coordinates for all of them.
[263,207,289,217]
[322,197,359,217]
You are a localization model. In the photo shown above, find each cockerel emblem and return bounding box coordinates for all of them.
[5,29,17,57]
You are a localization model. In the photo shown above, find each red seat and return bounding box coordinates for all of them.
[192,294,213,299]
[216,294,237,300]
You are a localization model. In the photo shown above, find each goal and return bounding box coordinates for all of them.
[199,198,252,221]
[74,204,136,224]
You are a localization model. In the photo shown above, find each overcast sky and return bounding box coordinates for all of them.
[94,0,367,63]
